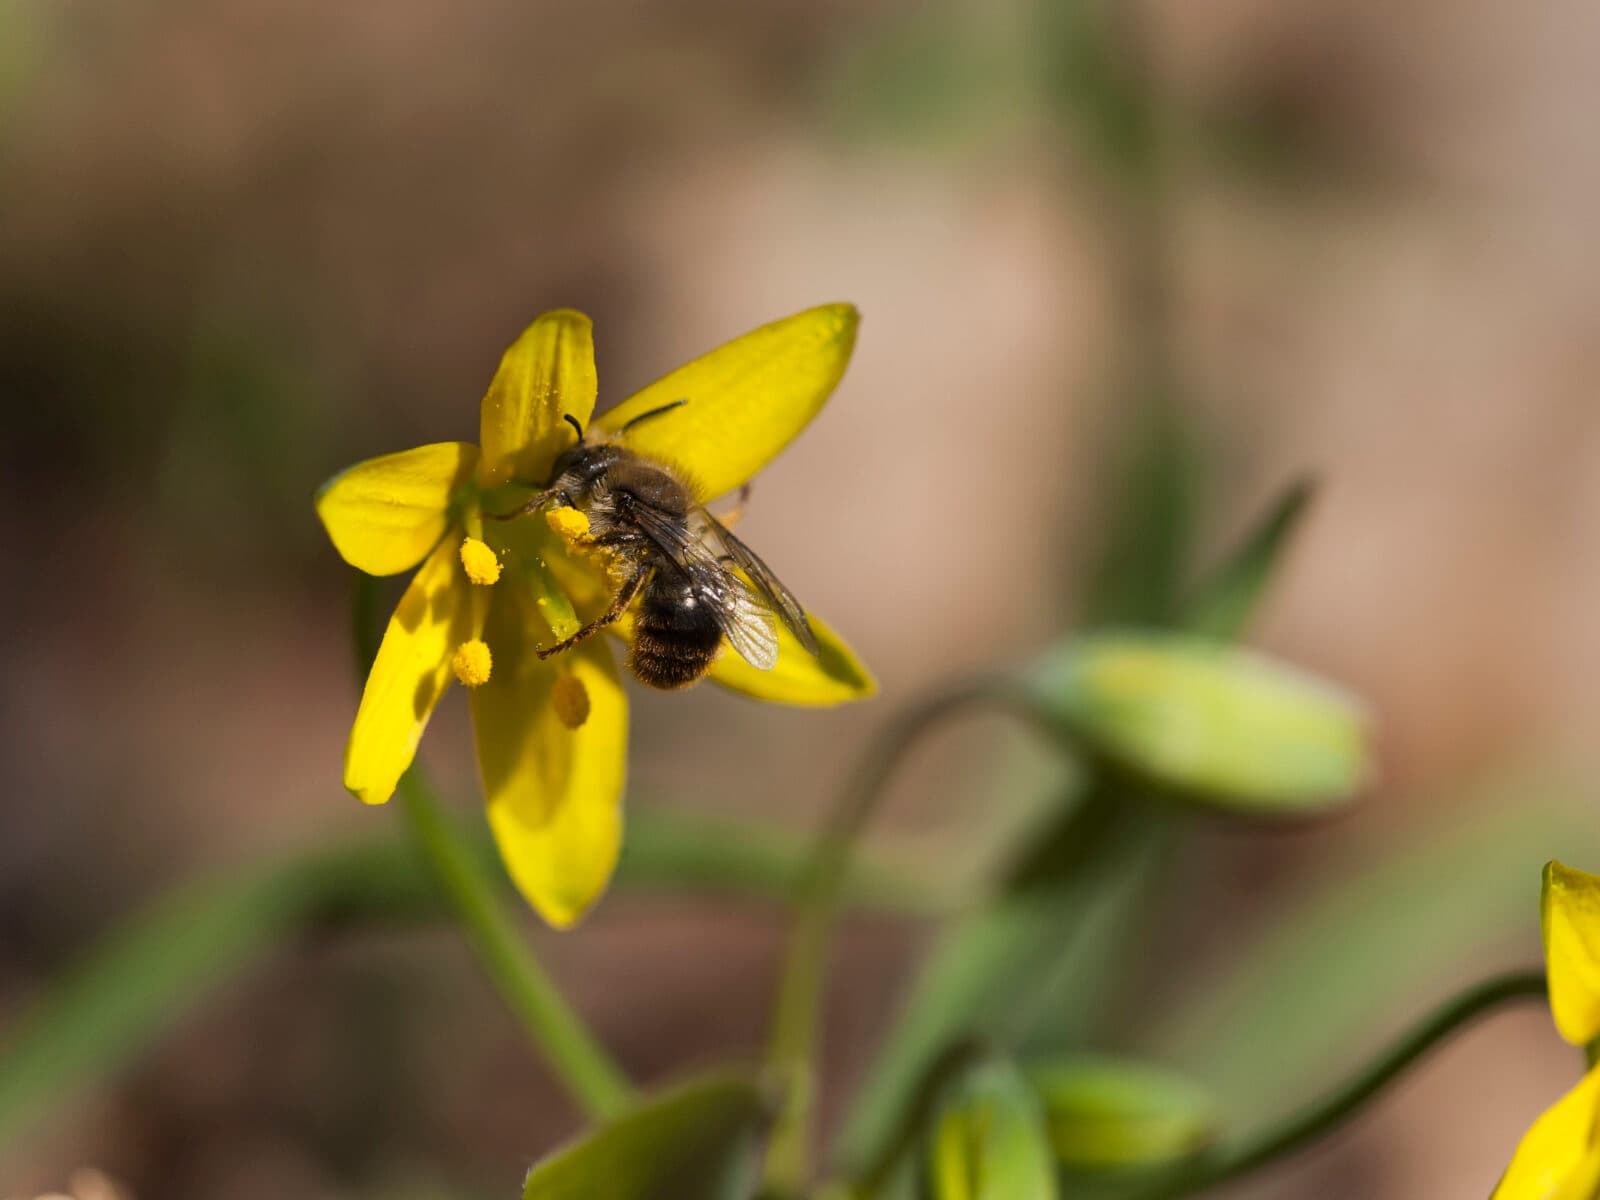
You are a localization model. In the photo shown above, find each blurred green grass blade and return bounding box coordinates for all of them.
[925,1058,1059,1200]
[825,0,1027,150]
[521,1071,772,1200]
[0,866,305,1148]
[0,806,939,1154]
[1181,478,1314,641]
[0,832,472,1149]
[1004,811,1177,1056]
[0,1,53,142]
[1149,771,1597,1120]
[1079,397,1196,629]
[836,792,1150,1175]
[1031,0,1155,183]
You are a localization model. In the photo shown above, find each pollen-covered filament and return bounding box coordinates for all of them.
[451,640,493,687]
[459,537,502,585]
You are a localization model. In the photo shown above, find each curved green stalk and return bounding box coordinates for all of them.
[1134,969,1548,1198]
[761,676,1049,1194]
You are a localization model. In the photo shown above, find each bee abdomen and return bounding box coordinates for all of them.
[629,578,722,690]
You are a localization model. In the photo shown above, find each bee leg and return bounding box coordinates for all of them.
[486,487,570,521]
[713,483,752,529]
[536,564,649,659]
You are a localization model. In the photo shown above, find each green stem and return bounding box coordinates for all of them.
[1135,969,1548,1198]
[395,770,631,1119]
[350,570,628,1121]
[761,676,1043,1194]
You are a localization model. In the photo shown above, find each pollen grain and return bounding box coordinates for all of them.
[451,639,493,687]
[459,537,502,585]
[544,507,591,541]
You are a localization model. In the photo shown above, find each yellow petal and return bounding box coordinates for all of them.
[596,303,859,501]
[1493,1065,1600,1200]
[1545,861,1600,1046]
[708,609,876,706]
[478,310,597,488]
[1558,1153,1600,1200]
[315,442,478,576]
[471,588,628,928]
[343,535,473,805]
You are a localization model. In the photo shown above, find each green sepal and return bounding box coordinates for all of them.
[923,1058,1059,1200]
[1025,1054,1217,1171]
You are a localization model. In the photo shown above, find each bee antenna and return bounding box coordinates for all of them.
[620,397,689,434]
[563,413,585,443]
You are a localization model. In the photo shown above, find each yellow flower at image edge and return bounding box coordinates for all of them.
[314,305,875,927]
[1494,862,1600,1200]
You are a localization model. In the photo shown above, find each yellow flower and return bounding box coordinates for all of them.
[1494,861,1600,1199]
[315,306,875,927]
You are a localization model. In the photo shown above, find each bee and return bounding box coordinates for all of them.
[501,400,820,689]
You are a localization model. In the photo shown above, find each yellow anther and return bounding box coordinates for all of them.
[551,673,591,729]
[451,640,493,687]
[545,507,591,541]
[459,537,502,585]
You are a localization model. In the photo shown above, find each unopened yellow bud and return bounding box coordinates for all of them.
[459,537,502,585]
[451,640,493,687]
[551,673,591,729]
[545,507,591,541]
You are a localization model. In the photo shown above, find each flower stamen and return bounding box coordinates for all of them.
[459,537,502,585]
[451,639,493,687]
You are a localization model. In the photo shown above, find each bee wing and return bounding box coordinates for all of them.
[695,510,820,657]
[685,557,780,671]
[626,498,780,671]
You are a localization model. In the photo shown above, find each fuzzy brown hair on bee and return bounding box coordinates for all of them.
[498,403,819,690]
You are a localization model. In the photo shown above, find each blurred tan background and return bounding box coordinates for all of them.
[3,1,1600,1196]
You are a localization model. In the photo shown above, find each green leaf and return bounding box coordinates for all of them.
[1150,771,1600,1122]
[0,1,54,143]
[521,1072,773,1200]
[1031,0,1157,183]
[1026,631,1369,816]
[1181,478,1314,641]
[1079,397,1196,629]
[925,1059,1058,1200]
[1025,1055,1216,1171]
[826,0,1029,150]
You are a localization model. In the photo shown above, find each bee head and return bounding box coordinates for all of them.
[547,415,622,488]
